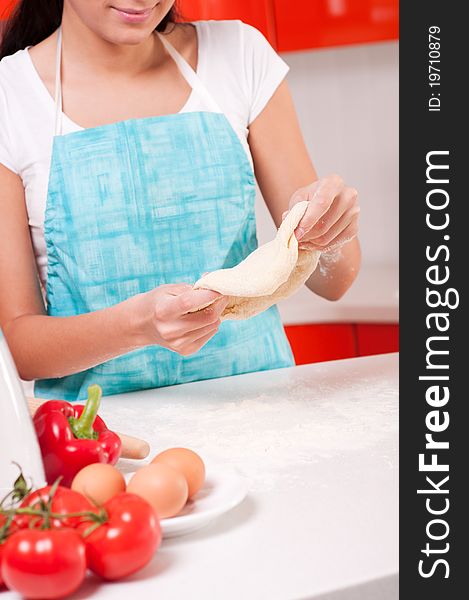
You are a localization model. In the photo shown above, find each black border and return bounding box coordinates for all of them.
[400,1,466,596]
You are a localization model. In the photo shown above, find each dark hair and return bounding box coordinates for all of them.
[0,1,178,60]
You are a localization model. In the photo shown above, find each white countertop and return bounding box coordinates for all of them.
[7,354,399,600]
[278,264,399,325]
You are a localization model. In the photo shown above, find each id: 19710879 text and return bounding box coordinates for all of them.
[428,26,441,112]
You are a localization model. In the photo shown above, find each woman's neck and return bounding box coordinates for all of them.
[61,3,164,78]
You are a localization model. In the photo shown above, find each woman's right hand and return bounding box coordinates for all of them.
[128,284,228,356]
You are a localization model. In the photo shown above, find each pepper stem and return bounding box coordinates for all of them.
[68,385,102,440]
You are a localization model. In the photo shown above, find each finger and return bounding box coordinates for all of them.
[288,180,321,207]
[191,318,221,342]
[298,241,321,252]
[159,283,194,295]
[298,195,343,243]
[306,216,359,252]
[158,288,221,321]
[322,220,359,252]
[295,175,344,239]
[185,319,221,344]
[186,329,220,355]
[173,323,221,356]
[180,296,229,328]
[158,308,221,342]
[302,187,358,242]
[174,288,224,316]
[306,207,359,249]
[309,206,360,248]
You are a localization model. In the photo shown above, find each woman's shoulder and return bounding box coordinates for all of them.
[193,18,266,46]
[0,50,30,174]
[191,19,272,74]
[0,42,53,115]
[0,46,43,110]
[0,49,31,123]
[163,20,263,72]
[0,46,49,150]
[0,47,28,85]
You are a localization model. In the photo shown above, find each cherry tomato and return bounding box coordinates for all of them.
[1,528,86,599]
[81,492,161,580]
[17,485,99,530]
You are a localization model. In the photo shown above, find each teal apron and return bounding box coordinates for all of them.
[35,26,294,401]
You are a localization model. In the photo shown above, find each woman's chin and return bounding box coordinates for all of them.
[94,4,165,45]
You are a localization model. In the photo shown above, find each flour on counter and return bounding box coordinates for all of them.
[104,367,398,492]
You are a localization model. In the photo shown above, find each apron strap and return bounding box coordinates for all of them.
[54,26,63,137]
[156,32,223,114]
[53,25,223,137]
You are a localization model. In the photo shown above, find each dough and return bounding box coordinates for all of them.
[193,201,321,320]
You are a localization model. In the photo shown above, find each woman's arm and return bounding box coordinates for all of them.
[248,80,361,300]
[0,164,226,381]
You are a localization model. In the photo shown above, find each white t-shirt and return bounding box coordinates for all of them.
[0,19,289,288]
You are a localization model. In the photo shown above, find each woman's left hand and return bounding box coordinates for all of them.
[284,174,360,253]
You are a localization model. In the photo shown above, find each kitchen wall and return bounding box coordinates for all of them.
[254,40,399,325]
[255,40,399,268]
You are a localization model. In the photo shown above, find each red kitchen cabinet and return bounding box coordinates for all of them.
[273,0,398,51]
[284,324,357,365]
[1,1,398,50]
[285,323,399,366]
[355,323,399,357]
[177,0,398,51]
[176,0,277,45]
[0,0,15,20]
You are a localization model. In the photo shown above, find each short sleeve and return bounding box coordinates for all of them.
[240,22,290,125]
[0,86,19,174]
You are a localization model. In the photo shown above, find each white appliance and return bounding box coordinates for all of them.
[0,329,45,495]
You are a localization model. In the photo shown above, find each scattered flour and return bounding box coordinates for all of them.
[104,365,398,491]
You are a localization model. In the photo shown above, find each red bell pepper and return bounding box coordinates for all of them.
[33,385,121,488]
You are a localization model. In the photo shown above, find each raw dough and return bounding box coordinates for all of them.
[193,201,321,320]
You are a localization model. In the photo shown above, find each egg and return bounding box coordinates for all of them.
[151,448,205,498]
[127,463,188,519]
[71,463,126,505]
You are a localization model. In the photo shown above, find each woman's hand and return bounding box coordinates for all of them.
[248,80,361,302]
[130,284,228,356]
[284,175,360,253]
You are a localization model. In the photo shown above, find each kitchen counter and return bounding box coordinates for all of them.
[7,353,399,600]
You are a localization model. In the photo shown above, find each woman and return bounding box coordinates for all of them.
[0,1,361,401]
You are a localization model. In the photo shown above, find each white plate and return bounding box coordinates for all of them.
[124,466,248,538]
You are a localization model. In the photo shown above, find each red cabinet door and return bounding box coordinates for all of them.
[2,1,398,50]
[0,0,16,20]
[355,324,399,357]
[274,0,399,52]
[285,323,399,365]
[285,324,357,365]
[176,0,277,46]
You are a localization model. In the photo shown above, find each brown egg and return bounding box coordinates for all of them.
[151,448,205,498]
[71,463,126,505]
[127,463,188,519]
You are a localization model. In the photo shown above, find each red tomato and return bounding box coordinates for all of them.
[1,529,86,599]
[1,513,18,588]
[0,542,4,588]
[81,492,161,580]
[17,485,99,530]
